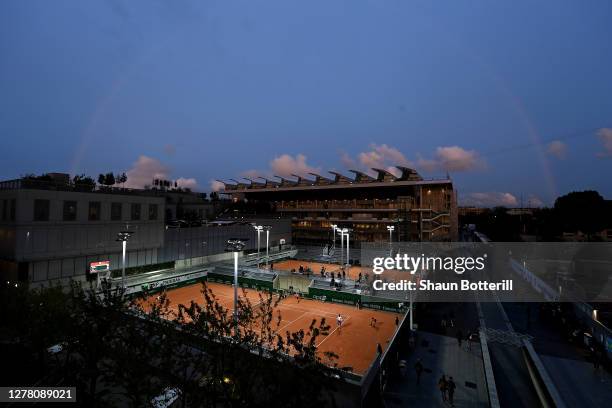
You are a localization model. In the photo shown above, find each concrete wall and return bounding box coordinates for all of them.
[162,218,292,264]
[0,189,165,283]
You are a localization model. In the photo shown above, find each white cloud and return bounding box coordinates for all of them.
[230,143,483,186]
[357,144,411,170]
[270,153,320,178]
[124,156,170,188]
[418,146,485,172]
[596,128,612,157]
[527,195,544,208]
[340,151,357,169]
[123,155,198,189]
[546,140,567,159]
[176,177,198,190]
[210,180,225,192]
[461,192,518,207]
[338,144,411,177]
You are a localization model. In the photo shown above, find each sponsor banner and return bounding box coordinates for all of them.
[125,270,208,295]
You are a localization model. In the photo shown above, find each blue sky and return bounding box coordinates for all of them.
[1,0,611,206]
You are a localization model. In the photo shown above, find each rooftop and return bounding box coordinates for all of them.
[0,174,207,200]
[220,166,452,193]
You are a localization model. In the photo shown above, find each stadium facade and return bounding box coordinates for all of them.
[219,166,458,246]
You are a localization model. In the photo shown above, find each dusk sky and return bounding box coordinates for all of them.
[1,0,611,206]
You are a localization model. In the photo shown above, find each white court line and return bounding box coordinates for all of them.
[277,311,308,332]
[316,316,351,348]
[277,302,339,318]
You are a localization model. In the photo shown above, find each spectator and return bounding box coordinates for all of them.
[438,374,448,402]
[414,359,423,385]
[447,376,456,406]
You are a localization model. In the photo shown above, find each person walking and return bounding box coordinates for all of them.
[414,359,423,385]
[447,376,456,406]
[395,316,400,326]
[438,374,448,402]
[456,329,463,348]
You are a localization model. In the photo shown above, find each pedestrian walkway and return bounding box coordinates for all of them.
[539,354,611,407]
[383,332,489,407]
[503,302,612,407]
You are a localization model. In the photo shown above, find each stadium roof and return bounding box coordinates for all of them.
[218,167,452,194]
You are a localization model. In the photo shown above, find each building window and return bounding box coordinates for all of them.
[34,199,50,221]
[88,201,101,221]
[63,200,77,221]
[148,204,158,220]
[131,203,141,221]
[111,202,122,221]
[9,199,15,221]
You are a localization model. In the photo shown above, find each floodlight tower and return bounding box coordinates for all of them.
[387,225,395,256]
[116,229,134,295]
[254,225,263,267]
[331,224,338,250]
[341,228,351,267]
[225,238,247,329]
[263,225,272,268]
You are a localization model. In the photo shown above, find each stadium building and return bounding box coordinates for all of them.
[218,166,458,246]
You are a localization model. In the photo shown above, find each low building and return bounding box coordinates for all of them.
[0,175,292,285]
[0,177,165,283]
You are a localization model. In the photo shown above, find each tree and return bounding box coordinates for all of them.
[104,173,115,187]
[73,174,96,191]
[554,191,605,238]
[98,174,105,185]
[118,173,128,187]
[0,280,340,407]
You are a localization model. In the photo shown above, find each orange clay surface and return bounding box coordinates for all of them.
[267,259,374,281]
[141,281,400,375]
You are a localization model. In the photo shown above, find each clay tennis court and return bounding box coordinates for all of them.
[267,259,374,281]
[141,281,400,374]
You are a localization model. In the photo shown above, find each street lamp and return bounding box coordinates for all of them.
[387,225,395,256]
[254,225,263,268]
[338,227,344,266]
[226,238,247,330]
[263,225,271,268]
[340,228,350,267]
[331,224,337,250]
[116,230,134,294]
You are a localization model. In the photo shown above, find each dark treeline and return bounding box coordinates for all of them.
[461,190,612,241]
